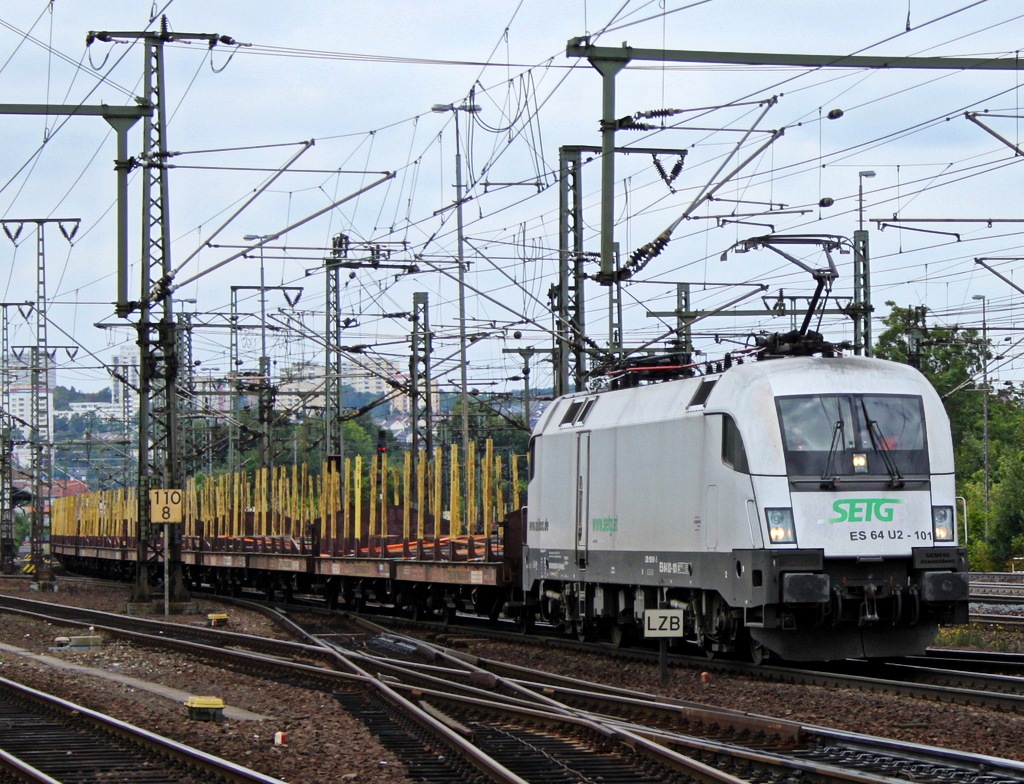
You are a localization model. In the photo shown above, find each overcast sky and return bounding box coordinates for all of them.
[3,1,1024,396]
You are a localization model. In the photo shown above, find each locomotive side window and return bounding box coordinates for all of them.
[777,394,928,479]
[721,414,750,474]
[688,378,717,408]
[559,400,584,426]
[558,397,597,427]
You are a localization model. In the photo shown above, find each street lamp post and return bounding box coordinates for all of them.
[432,101,481,467]
[972,293,990,537]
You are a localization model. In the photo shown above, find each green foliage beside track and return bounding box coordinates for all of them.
[876,302,1024,569]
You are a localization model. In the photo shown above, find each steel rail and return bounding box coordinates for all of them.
[9,594,1024,784]
[0,747,62,784]
[0,605,529,783]
[0,675,286,784]
[303,612,1024,784]
[348,620,1024,784]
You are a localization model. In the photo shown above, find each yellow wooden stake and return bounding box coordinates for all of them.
[513,454,522,511]
[484,440,493,534]
[450,444,460,537]
[402,452,411,541]
[416,450,425,541]
[466,441,475,536]
[491,454,499,528]
[353,455,363,545]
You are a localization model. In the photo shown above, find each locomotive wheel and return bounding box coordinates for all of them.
[749,638,770,666]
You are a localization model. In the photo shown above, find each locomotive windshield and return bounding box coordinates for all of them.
[777,394,928,479]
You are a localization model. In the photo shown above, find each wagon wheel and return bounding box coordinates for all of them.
[574,619,597,642]
[610,621,633,649]
[518,610,536,635]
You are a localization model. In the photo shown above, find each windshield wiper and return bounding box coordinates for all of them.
[820,418,845,489]
[860,399,904,488]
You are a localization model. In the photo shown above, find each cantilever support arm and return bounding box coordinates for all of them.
[0,103,153,318]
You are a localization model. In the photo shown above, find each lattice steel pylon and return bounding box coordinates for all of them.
[88,18,241,602]
[555,146,589,396]
[2,220,78,587]
[176,312,199,477]
[0,414,14,575]
[409,292,433,459]
[0,300,32,575]
[324,233,349,467]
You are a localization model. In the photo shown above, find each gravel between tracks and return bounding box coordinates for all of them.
[3,576,1024,782]
[0,578,408,784]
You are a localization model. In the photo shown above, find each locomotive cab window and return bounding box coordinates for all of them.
[721,414,750,474]
[777,393,928,480]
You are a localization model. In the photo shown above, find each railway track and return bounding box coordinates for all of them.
[336,600,1024,711]
[278,606,1024,784]
[5,593,1024,784]
[0,672,285,784]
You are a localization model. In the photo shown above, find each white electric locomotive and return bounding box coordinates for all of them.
[523,352,969,661]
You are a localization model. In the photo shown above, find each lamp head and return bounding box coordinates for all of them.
[859,170,876,179]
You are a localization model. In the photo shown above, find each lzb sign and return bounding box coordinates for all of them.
[149,489,183,523]
[643,609,685,638]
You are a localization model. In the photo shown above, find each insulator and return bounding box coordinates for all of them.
[653,156,668,182]
[669,159,684,180]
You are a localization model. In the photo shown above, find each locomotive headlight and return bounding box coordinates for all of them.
[932,506,955,542]
[851,453,868,473]
[765,508,796,544]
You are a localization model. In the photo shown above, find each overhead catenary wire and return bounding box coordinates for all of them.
[4,0,1024,402]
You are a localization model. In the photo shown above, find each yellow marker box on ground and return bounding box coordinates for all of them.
[185,696,225,721]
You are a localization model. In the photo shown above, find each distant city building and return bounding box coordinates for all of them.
[7,388,54,465]
[53,402,125,422]
[276,361,325,414]
[110,346,139,420]
[3,351,55,467]
[193,376,233,416]
[5,351,57,392]
[276,359,438,418]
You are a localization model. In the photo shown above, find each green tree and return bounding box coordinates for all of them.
[52,386,111,411]
[875,302,1024,568]
[435,395,531,456]
[990,450,1024,566]
[14,510,29,544]
[874,302,985,454]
